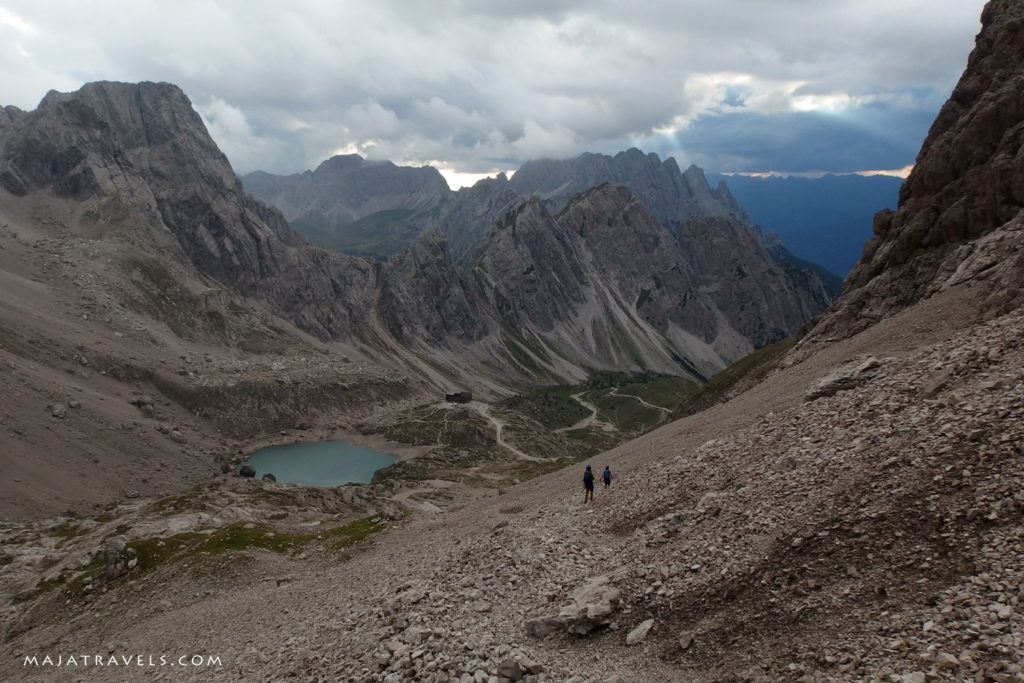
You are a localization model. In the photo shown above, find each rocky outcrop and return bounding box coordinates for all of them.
[804,356,883,401]
[805,0,1024,342]
[525,574,622,637]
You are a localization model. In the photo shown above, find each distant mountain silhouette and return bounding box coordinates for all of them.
[708,173,902,276]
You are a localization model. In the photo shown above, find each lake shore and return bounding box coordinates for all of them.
[237,426,432,463]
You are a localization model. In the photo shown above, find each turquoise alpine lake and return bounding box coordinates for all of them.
[239,441,397,486]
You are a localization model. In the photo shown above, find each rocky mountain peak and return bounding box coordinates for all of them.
[508,149,752,234]
[0,81,240,202]
[313,153,368,174]
[240,152,450,258]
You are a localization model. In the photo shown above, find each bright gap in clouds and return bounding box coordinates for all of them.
[727,165,913,180]
[0,7,34,34]
[434,166,513,191]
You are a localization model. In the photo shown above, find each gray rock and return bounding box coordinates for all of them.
[805,356,882,401]
[239,464,257,478]
[49,403,67,418]
[261,473,277,482]
[550,575,622,635]
[496,658,523,681]
[525,616,565,639]
[519,659,545,675]
[103,538,127,580]
[625,619,654,645]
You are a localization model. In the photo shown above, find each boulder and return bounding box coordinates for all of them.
[559,575,621,634]
[805,356,882,401]
[626,618,654,645]
[239,464,256,478]
[527,575,621,638]
[261,473,277,482]
[496,657,523,681]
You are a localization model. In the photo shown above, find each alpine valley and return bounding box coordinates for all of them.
[0,0,1022,681]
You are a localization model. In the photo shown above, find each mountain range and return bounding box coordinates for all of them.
[0,85,834,396]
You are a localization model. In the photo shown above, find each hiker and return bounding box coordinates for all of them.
[583,464,595,503]
[603,465,611,489]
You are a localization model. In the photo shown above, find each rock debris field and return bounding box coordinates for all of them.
[1,285,1022,682]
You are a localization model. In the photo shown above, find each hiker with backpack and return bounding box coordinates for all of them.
[603,465,611,489]
[583,464,595,503]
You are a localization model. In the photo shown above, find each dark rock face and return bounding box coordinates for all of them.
[426,173,523,265]
[470,183,828,378]
[377,231,489,346]
[473,197,590,332]
[679,216,833,349]
[239,465,256,478]
[808,0,1024,341]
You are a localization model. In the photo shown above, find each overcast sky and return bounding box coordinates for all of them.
[0,1,988,187]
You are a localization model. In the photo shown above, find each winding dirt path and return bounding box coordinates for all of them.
[440,401,544,461]
[555,392,615,433]
[609,387,671,413]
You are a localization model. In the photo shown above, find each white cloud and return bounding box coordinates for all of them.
[0,0,990,175]
[0,7,34,34]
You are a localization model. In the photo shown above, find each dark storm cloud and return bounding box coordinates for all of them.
[662,98,944,174]
[0,0,989,184]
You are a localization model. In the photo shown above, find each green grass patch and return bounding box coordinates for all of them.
[47,520,90,546]
[562,425,624,457]
[499,390,590,430]
[675,338,796,418]
[586,391,664,433]
[618,376,700,410]
[381,406,496,448]
[125,515,388,574]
